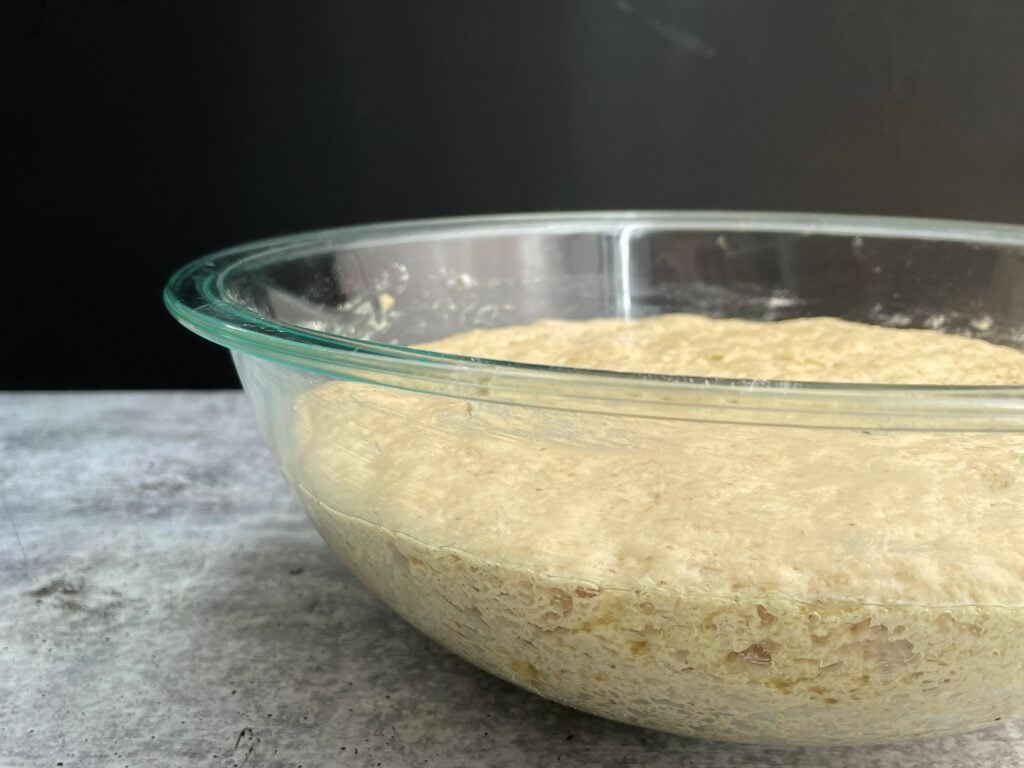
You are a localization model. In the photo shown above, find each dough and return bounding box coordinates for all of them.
[286,315,1024,745]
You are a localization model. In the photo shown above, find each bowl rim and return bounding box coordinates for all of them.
[164,210,1024,431]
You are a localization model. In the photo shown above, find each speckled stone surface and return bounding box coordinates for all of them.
[2,392,1023,768]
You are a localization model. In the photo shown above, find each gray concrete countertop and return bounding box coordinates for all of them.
[2,392,1022,768]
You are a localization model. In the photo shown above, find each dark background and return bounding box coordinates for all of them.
[8,0,1024,389]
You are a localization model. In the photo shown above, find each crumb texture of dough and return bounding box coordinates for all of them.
[287,315,1024,746]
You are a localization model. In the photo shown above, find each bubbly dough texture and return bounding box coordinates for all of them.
[426,314,1024,385]
[289,315,1024,745]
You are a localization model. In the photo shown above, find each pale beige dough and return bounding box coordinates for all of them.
[426,314,1024,385]
[287,315,1024,746]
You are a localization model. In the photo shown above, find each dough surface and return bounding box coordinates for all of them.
[425,314,1024,384]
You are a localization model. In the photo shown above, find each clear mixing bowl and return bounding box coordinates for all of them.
[165,212,1024,746]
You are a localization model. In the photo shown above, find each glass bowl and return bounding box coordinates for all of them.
[165,212,1024,746]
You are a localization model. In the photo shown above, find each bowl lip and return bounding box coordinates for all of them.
[164,210,1024,430]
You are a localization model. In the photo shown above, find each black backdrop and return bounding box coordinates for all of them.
[8,0,1024,389]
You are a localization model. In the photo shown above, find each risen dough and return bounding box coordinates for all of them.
[288,315,1024,745]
